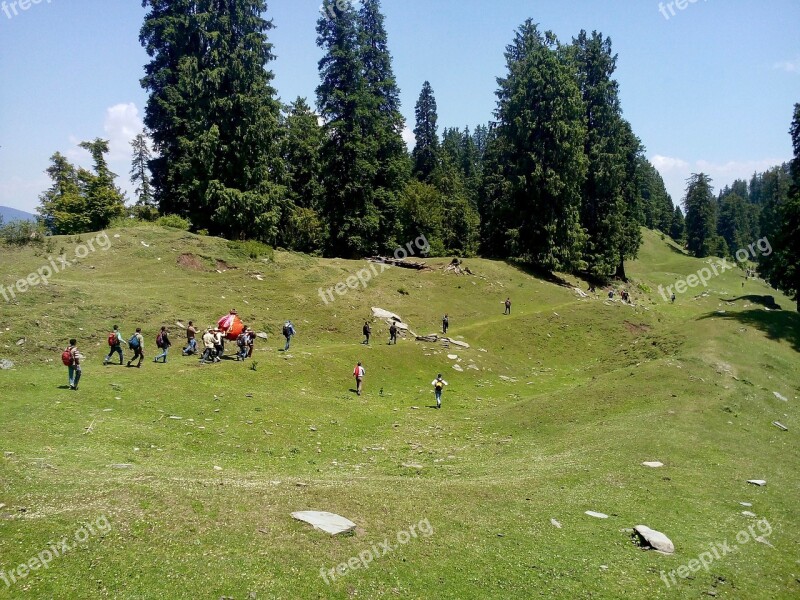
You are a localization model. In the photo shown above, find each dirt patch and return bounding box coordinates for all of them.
[177,254,207,271]
[624,321,651,334]
[216,259,237,271]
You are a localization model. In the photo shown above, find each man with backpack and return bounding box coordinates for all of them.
[362,321,371,345]
[154,326,171,363]
[282,320,295,351]
[431,373,448,409]
[182,321,198,355]
[353,362,365,396]
[103,325,126,366]
[126,328,144,368]
[62,339,81,390]
[236,327,250,361]
[389,322,398,345]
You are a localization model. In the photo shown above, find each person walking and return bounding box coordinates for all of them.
[504,298,511,315]
[282,321,295,351]
[126,328,144,368]
[246,328,255,358]
[200,328,217,363]
[353,362,365,396]
[182,321,198,355]
[154,326,171,363]
[62,338,81,390]
[389,322,398,345]
[442,314,449,335]
[213,328,225,360]
[362,321,371,345]
[235,327,249,361]
[431,373,448,409]
[103,325,126,366]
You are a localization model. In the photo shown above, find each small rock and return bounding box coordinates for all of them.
[642,461,664,468]
[550,518,562,529]
[747,479,766,486]
[169,416,183,420]
[447,354,458,360]
[634,525,675,554]
[772,421,788,431]
[773,392,788,402]
[741,511,757,517]
[402,463,424,470]
[585,511,609,519]
[739,502,752,507]
[309,426,317,432]
[256,332,268,340]
[0,359,13,370]
[452,364,463,372]
[291,511,356,536]
[213,466,223,471]
[110,464,133,469]
[16,338,25,346]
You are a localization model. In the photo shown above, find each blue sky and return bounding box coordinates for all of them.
[1,0,798,215]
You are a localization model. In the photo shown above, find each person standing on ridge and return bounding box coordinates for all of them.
[362,321,371,345]
[442,314,449,335]
[389,322,398,345]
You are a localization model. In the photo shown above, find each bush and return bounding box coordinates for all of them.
[108,215,144,229]
[228,239,274,261]
[156,215,191,230]
[0,220,45,246]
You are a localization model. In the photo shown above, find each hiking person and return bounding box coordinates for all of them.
[671,293,676,303]
[282,320,295,351]
[362,321,371,345]
[353,361,365,396]
[126,328,144,368]
[504,297,511,315]
[431,373,448,409]
[154,326,171,363]
[236,327,249,361]
[442,314,449,335]
[182,321,198,355]
[608,290,614,299]
[62,338,81,390]
[200,328,217,363]
[389,322,398,345]
[103,325,126,366]
[213,328,225,359]
[246,328,255,358]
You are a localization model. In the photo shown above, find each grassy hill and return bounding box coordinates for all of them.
[0,226,797,599]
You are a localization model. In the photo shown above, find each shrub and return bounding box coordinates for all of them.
[228,239,274,261]
[0,220,45,246]
[156,215,191,230]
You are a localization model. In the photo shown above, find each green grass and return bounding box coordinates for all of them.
[0,226,798,599]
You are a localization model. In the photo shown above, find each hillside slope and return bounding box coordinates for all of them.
[0,226,797,599]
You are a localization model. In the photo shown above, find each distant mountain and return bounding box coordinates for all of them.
[0,206,36,223]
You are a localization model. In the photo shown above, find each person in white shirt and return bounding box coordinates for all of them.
[431,373,448,409]
[353,362,365,396]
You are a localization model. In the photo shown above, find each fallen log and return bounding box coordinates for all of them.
[367,257,430,270]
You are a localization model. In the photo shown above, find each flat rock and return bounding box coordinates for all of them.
[447,354,458,360]
[772,421,788,431]
[452,364,463,372]
[634,525,675,554]
[371,307,402,321]
[742,511,757,517]
[445,339,470,349]
[773,392,788,402]
[16,338,25,346]
[739,502,752,507]
[256,332,268,339]
[291,511,356,536]
[642,461,664,468]
[550,518,562,529]
[402,463,424,469]
[747,479,767,486]
[175,321,185,329]
[585,511,609,519]
[109,464,133,469]
[0,359,13,370]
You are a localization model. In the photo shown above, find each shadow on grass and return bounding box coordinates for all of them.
[722,295,782,310]
[698,309,800,352]
[505,260,572,288]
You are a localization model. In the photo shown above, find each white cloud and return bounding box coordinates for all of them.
[772,57,800,74]
[651,154,689,172]
[401,125,416,149]
[104,103,144,160]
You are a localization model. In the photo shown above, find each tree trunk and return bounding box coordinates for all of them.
[615,257,627,281]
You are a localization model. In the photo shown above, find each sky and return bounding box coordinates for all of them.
[0,0,798,215]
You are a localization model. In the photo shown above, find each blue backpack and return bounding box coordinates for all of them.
[129,334,140,349]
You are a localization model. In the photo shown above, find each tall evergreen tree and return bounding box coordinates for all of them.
[77,139,128,231]
[670,205,685,242]
[130,130,157,220]
[482,22,586,269]
[37,152,87,234]
[683,173,718,257]
[140,0,285,240]
[411,81,440,182]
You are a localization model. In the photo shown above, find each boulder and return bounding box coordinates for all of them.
[452,364,464,372]
[773,392,788,402]
[256,332,268,340]
[371,307,402,321]
[0,359,13,370]
[291,511,356,536]
[444,338,470,349]
[634,525,675,554]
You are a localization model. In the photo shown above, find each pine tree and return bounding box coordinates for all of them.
[130,130,157,221]
[411,81,440,182]
[483,22,586,269]
[37,152,87,234]
[670,205,685,242]
[683,173,718,257]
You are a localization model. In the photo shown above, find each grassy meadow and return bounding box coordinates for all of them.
[0,225,798,599]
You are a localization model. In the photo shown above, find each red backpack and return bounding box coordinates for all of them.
[108,332,117,346]
[61,348,74,366]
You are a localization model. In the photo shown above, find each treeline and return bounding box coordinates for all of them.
[37,1,706,281]
[679,104,800,307]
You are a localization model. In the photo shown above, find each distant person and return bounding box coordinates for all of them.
[183,321,198,355]
[353,361,365,396]
[154,326,171,363]
[282,320,295,351]
[608,290,614,299]
[671,293,676,303]
[621,290,629,303]
[213,328,225,359]
[200,328,217,363]
[362,321,371,345]
[236,327,249,361]
[246,328,255,358]
[431,373,448,409]
[127,328,144,368]
[62,338,81,390]
[504,298,511,315]
[389,322,398,345]
[103,324,126,366]
[442,314,449,335]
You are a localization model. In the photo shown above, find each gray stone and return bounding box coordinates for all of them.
[291,511,356,536]
[402,463,424,470]
[447,354,458,360]
[550,518,562,529]
[585,511,608,519]
[773,392,788,402]
[109,464,133,469]
[371,307,402,321]
[747,479,767,486]
[772,421,788,431]
[642,461,664,468]
[256,332,268,340]
[634,525,675,554]
[0,359,13,370]
[446,339,470,349]
[452,364,463,372]
[741,511,757,517]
